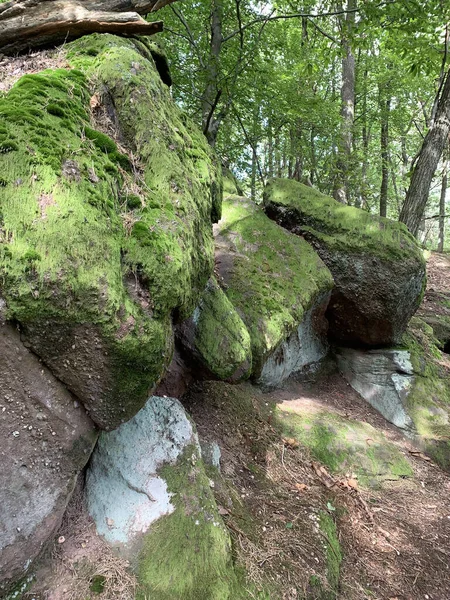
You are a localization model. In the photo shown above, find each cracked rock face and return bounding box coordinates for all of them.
[0,320,97,589]
[85,396,198,550]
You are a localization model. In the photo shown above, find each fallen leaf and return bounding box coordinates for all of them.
[294,483,308,492]
[283,437,299,448]
[90,93,101,110]
[218,506,230,516]
[347,478,358,489]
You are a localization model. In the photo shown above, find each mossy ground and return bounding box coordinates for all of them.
[216,195,333,376]
[263,178,425,264]
[137,444,246,600]
[276,404,413,488]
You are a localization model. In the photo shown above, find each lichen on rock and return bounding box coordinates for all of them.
[215,194,333,385]
[263,178,426,346]
[85,395,243,600]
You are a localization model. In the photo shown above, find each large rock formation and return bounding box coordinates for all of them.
[178,277,252,382]
[0,315,97,589]
[263,178,426,346]
[0,34,221,430]
[86,395,242,599]
[337,318,450,470]
[215,195,333,387]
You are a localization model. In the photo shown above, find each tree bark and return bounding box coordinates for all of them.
[438,151,448,252]
[0,0,173,55]
[399,68,450,236]
[333,0,356,204]
[201,0,223,147]
[379,91,391,218]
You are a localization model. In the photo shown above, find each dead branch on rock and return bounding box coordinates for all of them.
[0,0,176,55]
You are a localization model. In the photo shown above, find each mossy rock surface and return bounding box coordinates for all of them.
[178,277,252,382]
[263,178,426,346]
[276,400,413,488]
[215,195,333,383]
[0,35,220,429]
[403,318,450,469]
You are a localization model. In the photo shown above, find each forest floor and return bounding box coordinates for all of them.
[25,254,450,600]
[186,252,450,600]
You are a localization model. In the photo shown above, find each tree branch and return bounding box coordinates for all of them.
[0,0,172,55]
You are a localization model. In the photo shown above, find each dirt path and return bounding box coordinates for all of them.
[186,370,450,600]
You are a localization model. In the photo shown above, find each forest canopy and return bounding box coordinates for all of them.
[151,0,450,246]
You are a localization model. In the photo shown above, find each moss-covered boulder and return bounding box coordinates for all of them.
[178,277,252,382]
[263,178,426,346]
[276,399,413,488]
[215,195,333,387]
[403,318,450,469]
[0,34,221,429]
[337,318,450,470]
[86,395,243,600]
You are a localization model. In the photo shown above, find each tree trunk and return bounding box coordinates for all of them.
[0,0,171,55]
[399,68,450,236]
[379,91,391,218]
[438,151,449,252]
[201,0,223,147]
[333,0,356,204]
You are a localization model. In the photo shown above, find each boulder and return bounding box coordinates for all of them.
[338,318,450,470]
[214,195,333,387]
[0,316,97,590]
[178,277,252,383]
[263,178,426,346]
[85,395,242,599]
[335,347,416,432]
[0,34,221,429]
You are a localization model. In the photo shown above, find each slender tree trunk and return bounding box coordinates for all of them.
[438,150,449,252]
[333,0,356,204]
[268,120,274,179]
[201,0,223,147]
[379,91,391,217]
[399,68,450,236]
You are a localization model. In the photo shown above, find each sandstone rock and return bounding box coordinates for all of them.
[86,395,241,598]
[178,277,252,383]
[263,178,426,346]
[215,195,333,387]
[0,319,97,590]
[337,318,450,471]
[0,35,221,429]
[335,347,415,432]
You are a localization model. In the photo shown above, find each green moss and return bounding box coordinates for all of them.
[276,406,413,488]
[68,34,222,320]
[137,445,245,600]
[90,574,106,594]
[318,512,342,599]
[402,318,450,469]
[216,196,333,376]
[263,178,425,264]
[190,277,252,381]
[124,193,142,210]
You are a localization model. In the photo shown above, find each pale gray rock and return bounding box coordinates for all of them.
[336,347,415,431]
[85,396,198,549]
[257,294,330,388]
